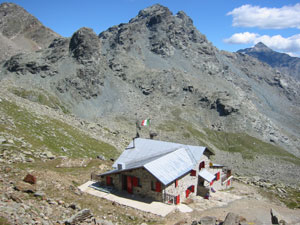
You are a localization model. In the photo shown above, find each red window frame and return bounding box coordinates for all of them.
[175,179,178,188]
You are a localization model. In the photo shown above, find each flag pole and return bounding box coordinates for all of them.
[149,118,151,138]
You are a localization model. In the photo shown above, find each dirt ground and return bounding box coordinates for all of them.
[163,182,300,225]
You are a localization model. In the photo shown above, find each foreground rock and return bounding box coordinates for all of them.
[65,208,92,225]
[23,173,36,184]
[14,181,36,193]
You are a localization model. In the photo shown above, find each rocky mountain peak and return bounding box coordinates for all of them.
[0,2,60,62]
[136,4,172,20]
[253,42,272,52]
[100,4,210,58]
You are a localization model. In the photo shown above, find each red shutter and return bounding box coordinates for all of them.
[132,177,138,187]
[227,179,231,186]
[106,176,111,186]
[190,185,195,193]
[175,179,178,187]
[216,172,220,181]
[176,195,180,205]
[186,189,190,198]
[127,176,132,194]
[190,170,196,176]
[155,181,161,192]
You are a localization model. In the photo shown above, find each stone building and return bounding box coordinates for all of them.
[95,138,233,204]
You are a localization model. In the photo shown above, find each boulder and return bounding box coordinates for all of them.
[97,155,106,160]
[271,208,286,225]
[223,212,240,225]
[65,208,92,225]
[34,191,45,198]
[23,174,37,184]
[199,216,216,225]
[8,193,23,203]
[0,136,7,144]
[15,181,36,193]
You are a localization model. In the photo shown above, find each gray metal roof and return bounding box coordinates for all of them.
[144,148,194,185]
[112,138,206,169]
[101,138,208,185]
[199,169,215,182]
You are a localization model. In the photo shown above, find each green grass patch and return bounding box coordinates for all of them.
[0,100,118,159]
[0,216,11,225]
[10,87,70,114]
[279,187,300,209]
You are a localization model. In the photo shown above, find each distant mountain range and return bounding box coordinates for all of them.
[238,42,300,81]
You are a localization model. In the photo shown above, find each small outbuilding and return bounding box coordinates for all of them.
[94,138,232,204]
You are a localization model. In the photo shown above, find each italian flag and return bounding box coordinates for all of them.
[141,119,150,126]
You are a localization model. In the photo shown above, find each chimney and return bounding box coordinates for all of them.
[150,132,157,139]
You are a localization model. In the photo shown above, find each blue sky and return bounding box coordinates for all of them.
[1,0,300,56]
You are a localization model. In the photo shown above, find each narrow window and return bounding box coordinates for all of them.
[151,181,155,191]
[175,179,178,188]
[199,161,205,170]
[190,170,196,176]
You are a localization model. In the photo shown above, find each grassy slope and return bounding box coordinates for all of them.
[10,87,70,114]
[0,99,118,159]
[158,119,300,165]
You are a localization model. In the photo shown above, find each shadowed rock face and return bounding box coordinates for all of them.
[69,27,101,63]
[238,42,300,81]
[0,4,300,159]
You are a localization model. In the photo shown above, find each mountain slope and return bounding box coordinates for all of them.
[0,2,60,62]
[0,4,299,185]
[238,42,300,81]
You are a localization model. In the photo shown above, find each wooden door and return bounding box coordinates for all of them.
[122,175,127,190]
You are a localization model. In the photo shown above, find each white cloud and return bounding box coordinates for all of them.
[224,32,259,44]
[224,33,300,54]
[227,4,300,29]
